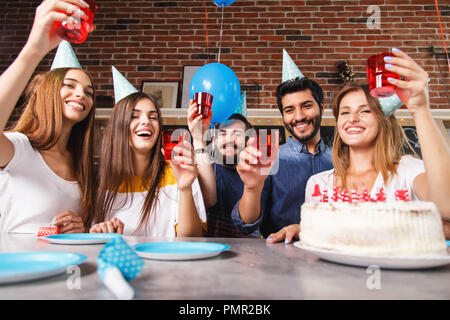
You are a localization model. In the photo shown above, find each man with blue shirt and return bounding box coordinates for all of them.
[206,114,257,237]
[188,94,258,237]
[231,50,333,240]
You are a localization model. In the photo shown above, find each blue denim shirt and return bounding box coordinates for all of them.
[231,137,333,238]
[205,163,259,238]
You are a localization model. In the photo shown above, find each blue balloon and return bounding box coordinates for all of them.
[212,0,236,7]
[190,63,241,124]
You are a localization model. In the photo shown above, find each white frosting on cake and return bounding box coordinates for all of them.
[299,201,447,256]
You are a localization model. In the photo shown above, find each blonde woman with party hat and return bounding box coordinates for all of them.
[0,0,96,233]
[267,48,450,243]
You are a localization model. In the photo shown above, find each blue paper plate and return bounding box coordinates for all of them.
[0,251,87,284]
[41,233,121,245]
[446,241,450,247]
[134,242,231,260]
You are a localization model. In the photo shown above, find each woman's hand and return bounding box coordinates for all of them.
[388,49,450,217]
[385,48,430,117]
[89,218,124,234]
[236,135,279,191]
[54,210,85,233]
[169,141,199,191]
[266,224,300,244]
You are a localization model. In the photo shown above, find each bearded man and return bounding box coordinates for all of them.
[231,76,333,238]
[188,104,258,237]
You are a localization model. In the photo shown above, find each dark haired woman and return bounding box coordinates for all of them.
[90,91,206,237]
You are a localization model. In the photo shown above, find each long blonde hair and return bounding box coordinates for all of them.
[92,92,166,233]
[10,68,96,226]
[331,83,412,190]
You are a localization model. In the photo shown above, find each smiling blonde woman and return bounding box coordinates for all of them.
[0,0,96,234]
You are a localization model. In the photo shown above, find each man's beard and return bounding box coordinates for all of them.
[284,113,321,143]
[217,143,241,167]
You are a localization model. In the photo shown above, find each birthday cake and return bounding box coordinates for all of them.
[299,187,447,256]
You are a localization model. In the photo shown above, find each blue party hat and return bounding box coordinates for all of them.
[112,66,139,104]
[234,91,247,118]
[50,40,82,70]
[378,93,403,116]
[282,49,304,83]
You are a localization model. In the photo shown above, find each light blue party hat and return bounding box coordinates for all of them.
[282,49,304,83]
[234,91,247,118]
[50,40,82,70]
[112,66,139,104]
[378,93,403,116]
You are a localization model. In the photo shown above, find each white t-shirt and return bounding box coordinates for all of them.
[305,155,425,203]
[108,164,207,237]
[0,132,81,233]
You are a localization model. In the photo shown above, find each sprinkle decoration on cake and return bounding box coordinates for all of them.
[300,185,447,256]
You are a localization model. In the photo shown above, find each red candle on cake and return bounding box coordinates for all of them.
[351,190,360,203]
[403,189,410,201]
[321,189,328,202]
[361,187,370,202]
[312,186,322,203]
[312,184,322,197]
[395,189,410,201]
[332,187,339,202]
[376,187,386,202]
[342,190,351,203]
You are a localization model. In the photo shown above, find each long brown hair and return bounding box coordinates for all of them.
[10,68,96,225]
[92,92,167,233]
[331,83,412,190]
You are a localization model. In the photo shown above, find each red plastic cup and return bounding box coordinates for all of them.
[256,129,280,164]
[193,92,213,120]
[367,52,400,98]
[257,130,271,163]
[163,129,184,161]
[53,0,97,44]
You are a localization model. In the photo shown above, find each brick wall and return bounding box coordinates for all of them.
[1,0,449,126]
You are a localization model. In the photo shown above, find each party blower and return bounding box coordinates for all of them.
[97,236,144,300]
